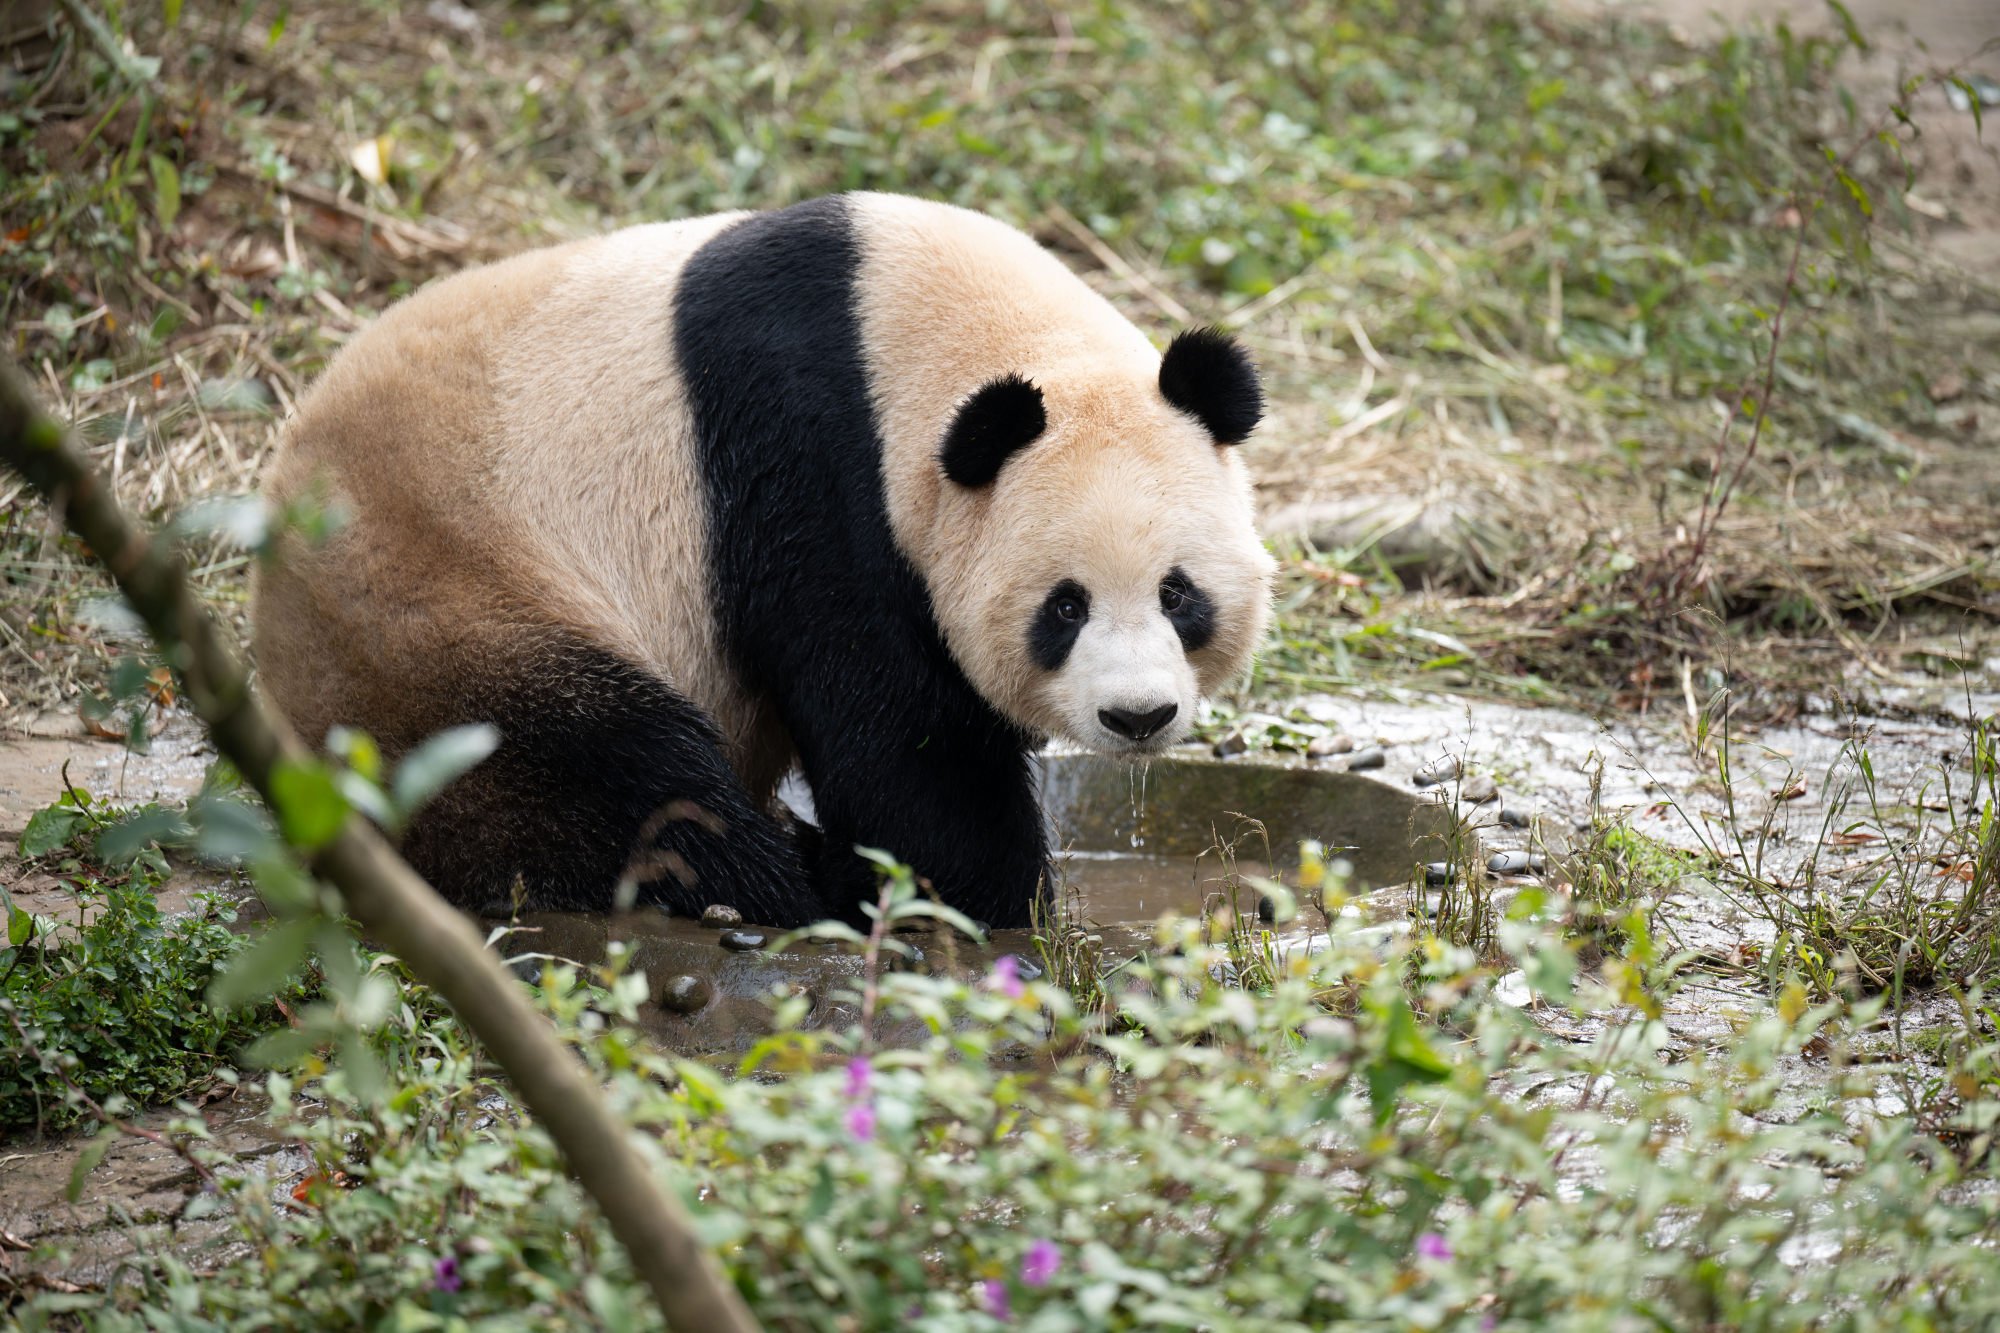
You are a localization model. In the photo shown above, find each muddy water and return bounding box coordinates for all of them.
[501,750,1464,1054]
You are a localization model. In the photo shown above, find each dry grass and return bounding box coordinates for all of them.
[2,0,1996,728]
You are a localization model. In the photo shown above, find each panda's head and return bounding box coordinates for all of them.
[926,328,1275,756]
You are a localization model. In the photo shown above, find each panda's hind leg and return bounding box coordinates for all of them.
[398,627,819,927]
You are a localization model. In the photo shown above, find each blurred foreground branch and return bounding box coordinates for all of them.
[0,360,760,1333]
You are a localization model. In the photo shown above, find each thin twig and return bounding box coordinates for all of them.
[1042,201,1192,326]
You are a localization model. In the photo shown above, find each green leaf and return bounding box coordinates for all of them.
[1364,990,1453,1124]
[5,885,35,947]
[240,1027,319,1070]
[207,917,317,1009]
[67,1130,116,1203]
[1823,0,1868,52]
[190,793,279,864]
[336,1028,386,1103]
[269,759,348,851]
[96,807,193,865]
[19,804,85,858]
[148,153,181,231]
[884,899,989,941]
[1950,78,1984,136]
[1835,168,1872,218]
[170,495,269,550]
[390,724,499,816]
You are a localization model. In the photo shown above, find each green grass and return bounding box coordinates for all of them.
[0,783,310,1134]
[2,0,1994,713]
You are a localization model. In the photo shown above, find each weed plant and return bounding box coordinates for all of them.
[12,865,2000,1330]
[0,783,307,1133]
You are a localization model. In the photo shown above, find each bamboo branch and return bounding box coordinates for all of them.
[0,360,759,1333]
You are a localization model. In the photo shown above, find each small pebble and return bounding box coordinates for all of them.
[769,980,815,1007]
[1013,957,1044,983]
[1345,748,1386,772]
[1307,733,1356,758]
[1486,851,1547,877]
[719,928,768,952]
[701,904,743,928]
[1423,862,1453,886]
[1413,756,1462,787]
[659,974,713,1014]
[1459,773,1498,803]
[1257,895,1276,923]
[1498,807,1532,828]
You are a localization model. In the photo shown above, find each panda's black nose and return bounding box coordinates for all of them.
[1099,702,1178,742]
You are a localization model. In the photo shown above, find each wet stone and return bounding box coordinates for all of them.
[701,904,743,928]
[1257,894,1276,923]
[1345,748,1386,772]
[1413,756,1461,787]
[659,974,713,1014]
[1459,773,1499,804]
[1486,851,1547,877]
[719,928,769,952]
[1307,733,1356,758]
[1212,727,1251,757]
[1013,957,1044,983]
[1498,807,1532,828]
[769,980,816,1007]
[1423,862,1454,887]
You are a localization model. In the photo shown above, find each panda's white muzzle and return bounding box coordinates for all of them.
[1057,612,1197,755]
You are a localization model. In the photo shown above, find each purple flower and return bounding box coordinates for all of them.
[843,1055,872,1100]
[981,1277,1012,1321]
[1416,1231,1453,1263]
[432,1254,462,1293]
[845,1101,877,1142]
[1021,1238,1060,1287]
[988,954,1025,999]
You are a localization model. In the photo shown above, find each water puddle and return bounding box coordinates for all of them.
[500,750,1464,1055]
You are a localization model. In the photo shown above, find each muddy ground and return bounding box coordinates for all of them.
[4,668,1993,1286]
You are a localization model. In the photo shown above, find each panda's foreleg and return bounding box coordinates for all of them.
[785,709,1051,929]
[400,629,822,927]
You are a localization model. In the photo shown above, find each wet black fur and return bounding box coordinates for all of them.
[1159,327,1262,444]
[665,196,1053,928]
[398,627,816,925]
[939,374,1047,488]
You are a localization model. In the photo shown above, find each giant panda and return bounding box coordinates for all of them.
[252,193,1274,929]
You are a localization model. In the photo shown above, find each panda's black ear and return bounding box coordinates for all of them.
[939,374,1047,489]
[1160,327,1262,445]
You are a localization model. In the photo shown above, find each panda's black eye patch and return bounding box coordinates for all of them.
[1160,567,1215,653]
[1030,580,1089,671]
